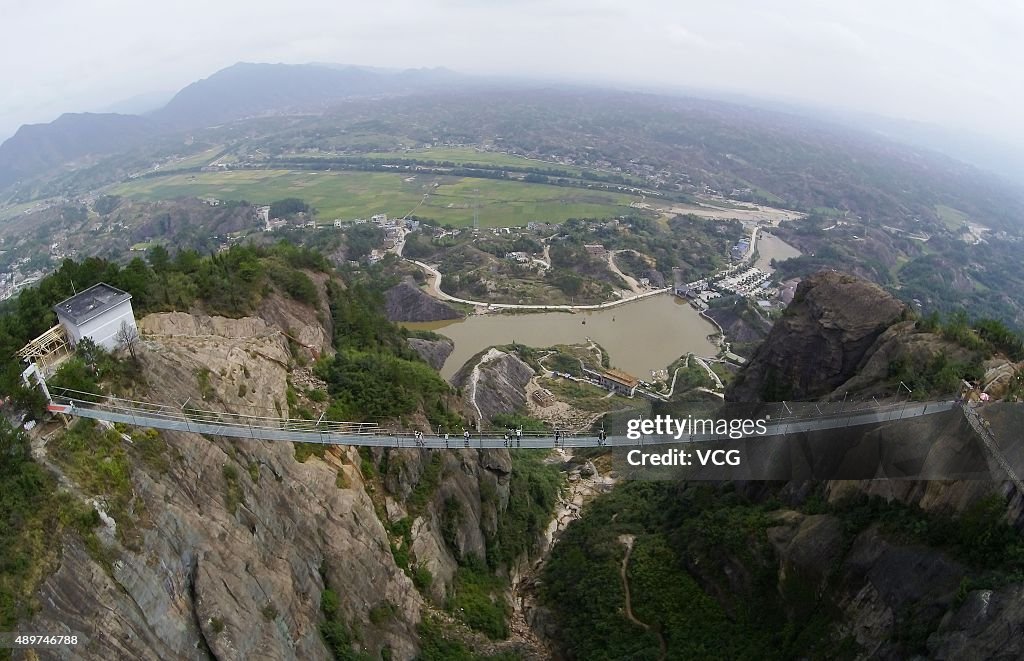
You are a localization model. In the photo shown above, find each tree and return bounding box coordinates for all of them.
[147,245,170,273]
[117,321,140,361]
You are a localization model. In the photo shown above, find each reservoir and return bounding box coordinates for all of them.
[755,232,802,272]
[405,293,719,380]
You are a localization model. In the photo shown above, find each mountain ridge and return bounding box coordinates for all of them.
[0,63,467,190]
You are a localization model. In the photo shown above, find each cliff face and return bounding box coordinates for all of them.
[728,271,906,402]
[451,348,535,425]
[23,302,516,660]
[407,337,454,371]
[711,272,1024,657]
[384,281,461,322]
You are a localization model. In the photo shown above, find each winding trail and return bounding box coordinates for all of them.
[409,257,670,311]
[618,535,667,660]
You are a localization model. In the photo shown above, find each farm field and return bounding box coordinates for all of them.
[111,169,640,227]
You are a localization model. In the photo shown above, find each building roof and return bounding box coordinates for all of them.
[53,283,132,326]
[602,368,640,389]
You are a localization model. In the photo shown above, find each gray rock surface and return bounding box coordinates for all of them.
[407,337,454,370]
[384,281,461,322]
[728,271,905,401]
[24,305,517,660]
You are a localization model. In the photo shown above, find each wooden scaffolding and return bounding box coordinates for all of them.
[16,324,72,375]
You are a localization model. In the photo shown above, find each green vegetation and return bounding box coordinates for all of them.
[319,583,371,661]
[125,426,175,474]
[196,368,214,400]
[447,557,511,640]
[489,412,549,433]
[485,451,561,569]
[416,615,521,661]
[51,419,144,548]
[269,197,311,218]
[336,146,588,175]
[545,478,1024,659]
[0,242,329,403]
[0,421,103,652]
[112,170,639,228]
[294,442,327,462]
[541,482,852,659]
[821,491,1024,576]
[368,601,396,625]
[887,310,1024,398]
[541,377,631,412]
[221,464,244,515]
[888,351,982,399]
[406,454,445,513]
[313,282,464,428]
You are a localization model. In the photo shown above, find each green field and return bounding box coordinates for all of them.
[162,146,225,171]
[935,204,970,230]
[112,169,639,227]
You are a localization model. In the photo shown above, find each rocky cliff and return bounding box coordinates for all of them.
[713,272,1024,658]
[451,348,535,426]
[728,271,907,401]
[384,280,461,322]
[21,299,525,660]
[407,337,454,371]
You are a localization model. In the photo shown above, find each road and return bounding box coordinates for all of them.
[408,258,671,311]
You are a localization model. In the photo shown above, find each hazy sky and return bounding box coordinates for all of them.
[1,0,1021,147]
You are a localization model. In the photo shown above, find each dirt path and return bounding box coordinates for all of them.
[618,534,667,660]
[607,251,642,294]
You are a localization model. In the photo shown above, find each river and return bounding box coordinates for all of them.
[404,293,718,379]
[754,232,802,272]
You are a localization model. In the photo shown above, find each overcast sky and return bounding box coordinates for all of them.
[1,0,1021,149]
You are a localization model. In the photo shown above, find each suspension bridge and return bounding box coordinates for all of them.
[44,389,958,449]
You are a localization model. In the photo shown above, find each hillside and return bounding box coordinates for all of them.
[0,247,570,659]
[153,63,464,129]
[541,272,1024,659]
[0,112,157,189]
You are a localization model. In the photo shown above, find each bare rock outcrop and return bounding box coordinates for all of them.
[384,281,461,322]
[452,349,535,425]
[407,337,454,371]
[26,306,519,660]
[728,271,906,402]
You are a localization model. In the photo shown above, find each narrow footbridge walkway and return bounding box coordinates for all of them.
[46,391,957,449]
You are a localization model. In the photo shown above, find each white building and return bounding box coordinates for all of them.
[53,283,137,352]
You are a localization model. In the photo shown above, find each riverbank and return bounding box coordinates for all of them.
[404,294,719,380]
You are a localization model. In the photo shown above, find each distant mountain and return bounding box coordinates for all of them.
[0,63,467,191]
[151,62,465,128]
[0,112,158,189]
[96,90,176,116]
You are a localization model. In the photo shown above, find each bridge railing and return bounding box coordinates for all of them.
[50,391,591,442]
[48,386,952,447]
